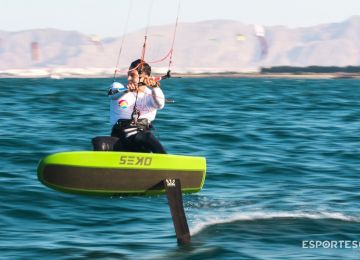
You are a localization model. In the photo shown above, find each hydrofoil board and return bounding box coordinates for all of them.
[37,151,206,196]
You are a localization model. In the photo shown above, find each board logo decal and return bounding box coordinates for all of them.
[119,155,152,166]
[166,179,176,187]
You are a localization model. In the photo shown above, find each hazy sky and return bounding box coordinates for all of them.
[1,0,359,38]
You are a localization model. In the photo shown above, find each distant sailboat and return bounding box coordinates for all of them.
[254,25,268,59]
[30,42,40,62]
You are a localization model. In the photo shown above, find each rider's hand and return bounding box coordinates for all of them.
[140,76,158,87]
[127,82,138,91]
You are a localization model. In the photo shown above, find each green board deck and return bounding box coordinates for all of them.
[37,151,206,196]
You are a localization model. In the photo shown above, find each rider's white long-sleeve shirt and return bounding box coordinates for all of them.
[109,87,165,126]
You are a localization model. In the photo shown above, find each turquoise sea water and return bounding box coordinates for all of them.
[1,77,360,259]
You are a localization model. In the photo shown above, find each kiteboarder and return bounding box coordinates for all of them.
[109,59,166,154]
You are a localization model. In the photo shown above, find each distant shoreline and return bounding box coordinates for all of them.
[1,69,360,79]
[171,72,360,79]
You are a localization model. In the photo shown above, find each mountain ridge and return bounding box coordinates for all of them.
[0,16,359,74]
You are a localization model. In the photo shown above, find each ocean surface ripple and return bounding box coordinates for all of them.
[1,77,360,259]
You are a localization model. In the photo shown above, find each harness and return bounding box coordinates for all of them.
[116,118,150,138]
